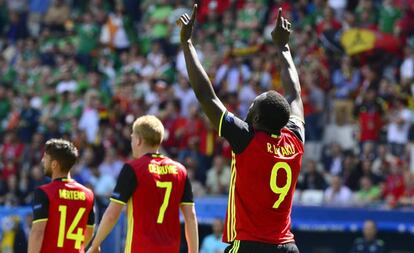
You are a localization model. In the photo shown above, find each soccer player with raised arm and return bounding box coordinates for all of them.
[28,139,95,253]
[87,115,198,253]
[177,6,304,253]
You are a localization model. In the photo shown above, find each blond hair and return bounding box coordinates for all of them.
[133,115,164,147]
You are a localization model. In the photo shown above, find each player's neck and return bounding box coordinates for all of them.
[137,146,159,158]
[51,171,70,181]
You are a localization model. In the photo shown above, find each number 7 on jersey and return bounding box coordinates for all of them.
[156,181,172,224]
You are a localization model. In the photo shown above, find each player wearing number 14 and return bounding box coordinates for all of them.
[28,139,95,253]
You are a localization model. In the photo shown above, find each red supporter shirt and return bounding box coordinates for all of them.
[110,153,194,253]
[355,102,383,142]
[219,112,304,244]
[359,110,382,141]
[32,178,95,253]
[383,174,405,200]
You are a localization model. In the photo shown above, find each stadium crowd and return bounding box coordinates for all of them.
[0,0,413,218]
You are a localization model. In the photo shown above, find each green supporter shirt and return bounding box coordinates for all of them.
[356,7,378,25]
[237,8,263,41]
[356,186,381,203]
[76,24,100,54]
[0,99,10,121]
[149,5,173,39]
[378,6,402,34]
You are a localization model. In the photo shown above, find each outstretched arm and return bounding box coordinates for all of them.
[28,221,46,253]
[87,202,123,253]
[181,204,199,253]
[177,5,226,131]
[272,8,304,124]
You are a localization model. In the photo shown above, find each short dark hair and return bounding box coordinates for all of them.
[256,91,290,133]
[45,139,79,172]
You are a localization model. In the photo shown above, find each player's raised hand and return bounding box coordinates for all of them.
[176,4,197,44]
[271,8,292,48]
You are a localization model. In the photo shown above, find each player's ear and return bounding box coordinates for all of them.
[51,160,59,171]
[137,135,143,146]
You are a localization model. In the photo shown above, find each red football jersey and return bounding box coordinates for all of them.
[110,154,194,253]
[32,178,95,253]
[219,112,304,244]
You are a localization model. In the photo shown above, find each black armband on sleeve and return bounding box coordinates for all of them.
[181,175,194,204]
[218,111,254,154]
[87,199,96,226]
[32,188,49,223]
[110,164,137,205]
[286,119,305,143]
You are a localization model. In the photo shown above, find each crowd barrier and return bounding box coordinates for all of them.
[2,197,413,253]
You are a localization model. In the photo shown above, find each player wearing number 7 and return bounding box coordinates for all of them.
[178,5,304,253]
[87,115,199,253]
[28,139,95,253]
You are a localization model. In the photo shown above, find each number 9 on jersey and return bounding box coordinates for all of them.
[270,162,292,209]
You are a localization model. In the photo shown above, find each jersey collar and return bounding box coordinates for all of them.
[54,177,72,182]
[145,153,164,158]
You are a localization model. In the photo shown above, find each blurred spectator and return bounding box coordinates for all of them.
[398,171,414,207]
[28,165,49,190]
[206,155,230,195]
[400,45,414,86]
[200,218,227,253]
[3,174,24,206]
[1,131,24,164]
[341,154,359,190]
[88,165,116,219]
[298,160,327,190]
[332,56,360,124]
[238,80,259,119]
[99,5,131,51]
[378,0,402,34]
[386,98,411,156]
[328,0,346,19]
[28,0,51,36]
[144,0,173,40]
[75,12,99,68]
[98,147,123,178]
[0,86,11,125]
[302,70,325,141]
[6,11,29,43]
[43,0,70,31]
[382,162,405,208]
[350,159,383,191]
[350,220,385,253]
[323,107,357,152]
[173,74,197,117]
[354,176,381,207]
[235,0,264,42]
[323,143,344,176]
[355,0,378,29]
[353,88,384,144]
[18,96,40,143]
[324,175,353,206]
[215,56,251,94]
[372,144,396,177]
[185,156,205,198]
[56,70,77,94]
[316,7,341,35]
[78,90,100,143]
[0,216,27,253]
